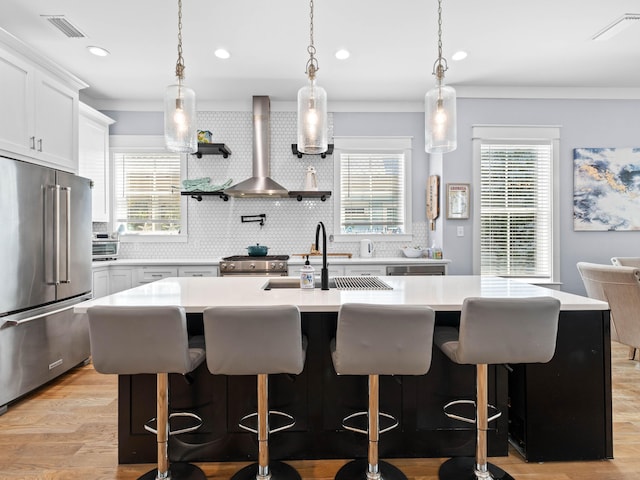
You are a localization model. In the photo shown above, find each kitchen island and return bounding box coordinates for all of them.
[75,275,611,464]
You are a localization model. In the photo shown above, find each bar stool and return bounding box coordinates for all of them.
[331,303,436,480]
[203,305,306,480]
[434,297,561,480]
[87,305,206,480]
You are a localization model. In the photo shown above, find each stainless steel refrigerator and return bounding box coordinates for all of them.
[0,155,93,414]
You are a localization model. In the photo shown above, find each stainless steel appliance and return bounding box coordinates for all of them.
[92,233,119,260]
[219,255,289,276]
[0,156,93,414]
[386,265,446,276]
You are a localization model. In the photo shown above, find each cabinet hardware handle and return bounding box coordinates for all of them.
[37,138,43,152]
[30,136,36,149]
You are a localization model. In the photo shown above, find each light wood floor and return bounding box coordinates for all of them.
[1,342,640,480]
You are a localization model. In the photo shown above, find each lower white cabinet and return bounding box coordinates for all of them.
[109,267,133,294]
[92,267,109,299]
[178,266,218,277]
[136,266,179,285]
[289,265,345,278]
[343,265,387,276]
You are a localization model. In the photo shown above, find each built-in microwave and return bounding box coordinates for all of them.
[92,233,119,260]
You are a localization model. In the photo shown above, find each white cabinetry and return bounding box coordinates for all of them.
[136,266,179,285]
[92,267,110,299]
[289,264,345,278]
[0,34,85,172]
[78,104,114,222]
[343,265,387,276]
[110,267,133,294]
[178,266,218,277]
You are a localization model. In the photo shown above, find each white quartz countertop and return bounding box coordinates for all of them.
[92,257,450,267]
[75,275,607,313]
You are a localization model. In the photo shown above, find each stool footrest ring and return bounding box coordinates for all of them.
[443,399,502,425]
[238,410,296,435]
[144,412,203,436]
[341,411,399,435]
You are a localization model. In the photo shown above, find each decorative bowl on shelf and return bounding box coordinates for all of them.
[401,246,425,258]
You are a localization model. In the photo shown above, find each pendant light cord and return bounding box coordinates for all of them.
[175,0,185,81]
[305,0,319,80]
[432,0,448,83]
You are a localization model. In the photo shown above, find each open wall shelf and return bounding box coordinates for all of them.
[288,191,331,201]
[291,144,334,158]
[193,143,232,158]
[180,191,229,201]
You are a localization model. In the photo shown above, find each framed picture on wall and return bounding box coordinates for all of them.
[446,183,470,219]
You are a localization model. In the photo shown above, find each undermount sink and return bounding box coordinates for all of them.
[262,276,393,291]
[262,278,336,290]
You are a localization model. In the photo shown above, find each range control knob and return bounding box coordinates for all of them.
[250,263,256,269]
[270,262,276,268]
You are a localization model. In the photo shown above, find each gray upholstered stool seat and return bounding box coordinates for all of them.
[434,297,560,480]
[331,303,436,480]
[87,305,206,480]
[203,305,306,480]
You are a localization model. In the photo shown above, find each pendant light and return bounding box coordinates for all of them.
[164,0,197,153]
[425,0,457,154]
[297,0,328,155]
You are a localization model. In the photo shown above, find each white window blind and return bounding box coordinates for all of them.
[339,152,406,234]
[113,152,182,234]
[480,141,552,277]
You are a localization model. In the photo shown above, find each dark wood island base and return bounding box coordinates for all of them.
[116,310,612,464]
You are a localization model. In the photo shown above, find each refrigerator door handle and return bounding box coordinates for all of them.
[53,184,60,285]
[61,186,71,284]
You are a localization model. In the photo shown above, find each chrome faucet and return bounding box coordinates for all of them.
[315,221,329,290]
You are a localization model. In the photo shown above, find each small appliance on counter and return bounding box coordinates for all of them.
[92,233,120,260]
[360,239,374,258]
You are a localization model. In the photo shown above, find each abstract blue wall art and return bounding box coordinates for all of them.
[574,147,640,231]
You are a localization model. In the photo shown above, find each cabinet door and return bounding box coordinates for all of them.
[79,105,113,222]
[33,72,78,171]
[343,265,387,276]
[92,268,110,299]
[0,47,34,157]
[110,267,133,294]
[178,266,218,277]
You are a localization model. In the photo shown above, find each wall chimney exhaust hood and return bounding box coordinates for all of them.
[224,96,289,198]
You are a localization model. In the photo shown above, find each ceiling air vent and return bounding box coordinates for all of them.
[592,13,640,41]
[41,15,87,38]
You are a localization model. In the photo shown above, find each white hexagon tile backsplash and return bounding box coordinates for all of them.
[117,110,428,260]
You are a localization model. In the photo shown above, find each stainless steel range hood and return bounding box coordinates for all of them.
[224,96,289,198]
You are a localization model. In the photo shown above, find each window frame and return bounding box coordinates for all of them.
[109,135,188,243]
[471,125,560,284]
[332,136,413,243]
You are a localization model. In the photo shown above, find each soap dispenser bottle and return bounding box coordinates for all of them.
[300,255,315,289]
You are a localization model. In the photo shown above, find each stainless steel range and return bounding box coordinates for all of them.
[219,255,289,276]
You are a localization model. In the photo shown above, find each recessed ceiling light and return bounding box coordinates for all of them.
[214,48,231,59]
[87,46,110,57]
[452,51,467,61]
[335,49,350,60]
[592,13,640,41]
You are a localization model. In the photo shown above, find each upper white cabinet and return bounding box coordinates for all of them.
[78,103,115,222]
[0,29,87,172]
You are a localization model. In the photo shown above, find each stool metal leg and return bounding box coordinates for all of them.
[231,374,301,480]
[438,365,514,480]
[335,375,407,480]
[138,373,206,480]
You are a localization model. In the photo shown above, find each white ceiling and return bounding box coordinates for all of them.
[2,0,640,109]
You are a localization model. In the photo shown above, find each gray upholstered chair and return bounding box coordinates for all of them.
[203,305,306,480]
[611,257,640,268]
[579,261,640,360]
[87,305,206,480]
[331,303,436,480]
[435,297,560,480]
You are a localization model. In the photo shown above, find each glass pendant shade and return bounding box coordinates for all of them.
[297,79,328,154]
[164,83,197,153]
[425,83,457,154]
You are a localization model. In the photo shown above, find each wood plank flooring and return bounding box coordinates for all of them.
[1,341,640,480]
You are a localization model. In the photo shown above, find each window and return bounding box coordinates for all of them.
[333,137,412,241]
[472,126,559,282]
[110,136,187,242]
